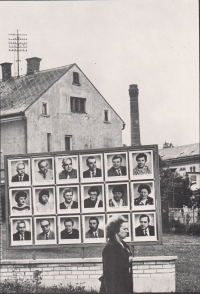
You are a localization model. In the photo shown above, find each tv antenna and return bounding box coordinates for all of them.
[9,29,27,78]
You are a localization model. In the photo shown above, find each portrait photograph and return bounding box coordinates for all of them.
[11,217,32,246]
[58,215,81,244]
[80,153,103,183]
[83,214,106,244]
[33,187,56,215]
[55,155,79,184]
[8,158,31,187]
[104,152,128,182]
[107,213,131,242]
[32,157,54,185]
[81,184,104,213]
[57,185,80,214]
[9,188,32,216]
[132,212,157,242]
[129,150,154,180]
[34,216,57,245]
[131,181,155,210]
[106,182,130,212]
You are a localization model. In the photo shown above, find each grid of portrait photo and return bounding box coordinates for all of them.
[7,149,158,247]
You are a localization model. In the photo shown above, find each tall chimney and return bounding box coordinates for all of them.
[0,62,12,82]
[26,57,42,75]
[129,84,141,145]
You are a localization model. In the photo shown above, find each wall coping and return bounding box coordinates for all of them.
[0,256,177,265]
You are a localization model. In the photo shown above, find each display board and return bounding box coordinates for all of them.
[5,145,162,248]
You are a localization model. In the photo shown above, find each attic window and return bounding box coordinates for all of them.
[70,97,86,113]
[42,102,48,115]
[104,110,109,122]
[72,72,80,85]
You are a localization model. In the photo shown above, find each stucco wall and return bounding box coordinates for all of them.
[25,65,123,153]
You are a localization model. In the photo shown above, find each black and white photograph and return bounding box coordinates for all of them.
[55,155,79,184]
[57,185,80,214]
[129,150,154,180]
[133,212,157,242]
[8,159,31,187]
[9,188,32,216]
[106,183,129,212]
[81,184,104,213]
[11,218,32,246]
[58,216,81,244]
[104,152,128,181]
[33,187,55,215]
[32,157,54,185]
[107,213,131,242]
[131,181,155,210]
[34,217,57,245]
[83,214,105,244]
[80,154,103,183]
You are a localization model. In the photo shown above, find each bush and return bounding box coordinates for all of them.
[186,222,200,235]
[169,219,186,234]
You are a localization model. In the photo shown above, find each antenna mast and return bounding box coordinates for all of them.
[9,29,27,78]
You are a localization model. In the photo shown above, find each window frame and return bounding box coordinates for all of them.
[42,102,48,116]
[72,72,80,86]
[70,97,86,113]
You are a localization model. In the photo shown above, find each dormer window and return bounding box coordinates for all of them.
[42,102,48,116]
[73,72,80,85]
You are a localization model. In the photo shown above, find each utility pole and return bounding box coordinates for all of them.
[9,30,27,78]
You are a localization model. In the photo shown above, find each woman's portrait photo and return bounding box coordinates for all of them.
[106,183,129,212]
[10,188,32,216]
[57,185,80,214]
[81,184,104,213]
[83,214,106,244]
[80,154,103,183]
[11,218,32,246]
[104,152,128,181]
[58,216,81,244]
[55,155,79,184]
[129,150,154,180]
[34,216,57,245]
[131,181,155,210]
[133,212,157,242]
[8,158,31,187]
[33,187,55,215]
[32,157,54,185]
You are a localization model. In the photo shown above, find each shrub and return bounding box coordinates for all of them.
[169,219,186,233]
[186,222,200,235]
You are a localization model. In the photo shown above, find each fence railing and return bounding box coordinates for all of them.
[169,207,199,225]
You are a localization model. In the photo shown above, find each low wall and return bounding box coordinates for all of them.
[0,256,177,293]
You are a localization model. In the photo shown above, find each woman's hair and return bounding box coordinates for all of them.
[106,215,127,239]
[15,190,27,203]
[138,184,151,194]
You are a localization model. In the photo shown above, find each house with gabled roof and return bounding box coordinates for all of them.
[0,57,125,182]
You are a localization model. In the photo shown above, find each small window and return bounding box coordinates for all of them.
[190,167,193,172]
[47,133,51,152]
[193,166,196,172]
[65,136,72,151]
[42,103,48,115]
[73,72,80,85]
[70,97,86,113]
[104,110,109,122]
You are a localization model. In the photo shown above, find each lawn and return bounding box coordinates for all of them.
[2,223,200,292]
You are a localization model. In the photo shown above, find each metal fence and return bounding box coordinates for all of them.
[169,207,199,226]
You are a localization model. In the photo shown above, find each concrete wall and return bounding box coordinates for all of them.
[25,65,123,153]
[0,256,177,293]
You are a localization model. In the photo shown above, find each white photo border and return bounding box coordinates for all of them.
[104,152,129,182]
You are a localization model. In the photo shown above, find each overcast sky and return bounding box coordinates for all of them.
[0,1,199,149]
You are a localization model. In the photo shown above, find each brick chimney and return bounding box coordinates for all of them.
[129,84,141,145]
[26,57,42,75]
[0,62,12,82]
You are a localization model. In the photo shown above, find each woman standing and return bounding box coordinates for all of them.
[100,215,133,293]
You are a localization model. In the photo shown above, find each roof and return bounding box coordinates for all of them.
[0,64,74,117]
[159,143,200,161]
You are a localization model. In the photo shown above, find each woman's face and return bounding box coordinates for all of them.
[139,188,149,200]
[18,196,26,206]
[117,222,129,240]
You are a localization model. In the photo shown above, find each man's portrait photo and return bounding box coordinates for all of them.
[59,216,81,244]
[80,154,103,182]
[130,151,153,179]
[34,187,55,214]
[106,183,129,211]
[82,185,104,212]
[83,215,105,243]
[9,159,30,187]
[32,158,54,184]
[133,212,157,241]
[105,153,128,181]
[11,218,32,246]
[132,181,155,210]
[35,217,56,244]
[58,186,79,213]
[56,156,79,184]
[10,188,31,215]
